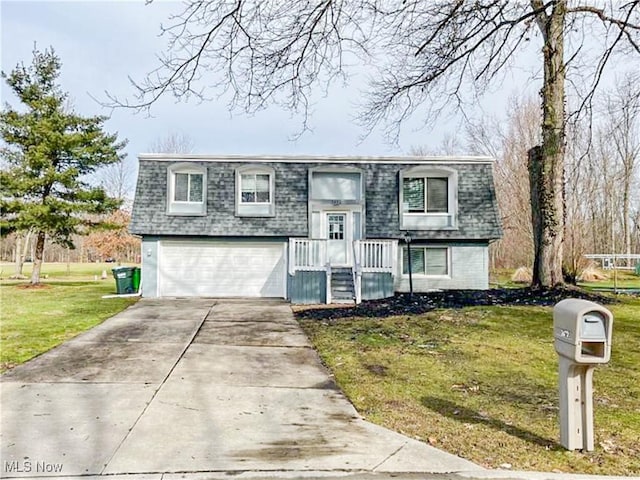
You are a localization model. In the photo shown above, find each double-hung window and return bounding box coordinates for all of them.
[241,173,271,204]
[400,167,457,229]
[236,166,275,216]
[167,163,207,215]
[403,177,448,213]
[174,172,204,203]
[402,246,449,276]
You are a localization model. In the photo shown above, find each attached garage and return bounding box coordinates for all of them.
[157,240,287,298]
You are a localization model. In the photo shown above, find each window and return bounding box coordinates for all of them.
[167,163,207,215]
[310,171,361,201]
[327,214,345,240]
[402,247,449,276]
[399,167,457,229]
[174,172,204,202]
[241,173,271,203]
[235,166,275,216]
[402,177,448,213]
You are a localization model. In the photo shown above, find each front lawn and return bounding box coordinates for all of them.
[1,266,138,372]
[298,294,640,476]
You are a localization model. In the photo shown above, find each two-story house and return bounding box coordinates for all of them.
[130,154,502,303]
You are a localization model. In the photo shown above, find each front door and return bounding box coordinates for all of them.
[326,212,348,265]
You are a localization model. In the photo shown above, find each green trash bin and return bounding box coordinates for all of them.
[132,267,141,292]
[635,262,640,276]
[112,266,135,294]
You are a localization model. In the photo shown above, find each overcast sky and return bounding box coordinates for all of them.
[1,1,542,173]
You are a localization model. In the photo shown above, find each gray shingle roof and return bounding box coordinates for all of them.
[130,156,502,241]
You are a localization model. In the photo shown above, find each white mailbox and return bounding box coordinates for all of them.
[554,299,613,364]
[553,298,613,452]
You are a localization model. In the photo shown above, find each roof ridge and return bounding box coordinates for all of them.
[137,153,495,164]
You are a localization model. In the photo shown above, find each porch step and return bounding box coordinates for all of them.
[330,267,355,303]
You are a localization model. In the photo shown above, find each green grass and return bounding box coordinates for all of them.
[1,263,138,372]
[299,297,640,475]
[0,261,138,282]
[490,268,640,290]
[579,273,640,290]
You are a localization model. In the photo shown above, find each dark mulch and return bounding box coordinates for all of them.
[295,287,615,321]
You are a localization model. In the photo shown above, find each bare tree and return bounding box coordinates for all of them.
[466,96,541,270]
[545,73,640,280]
[632,209,640,253]
[602,72,640,265]
[113,1,640,287]
[84,210,141,263]
[563,118,599,282]
[148,131,195,154]
[95,155,135,204]
[465,83,639,280]
[410,133,463,156]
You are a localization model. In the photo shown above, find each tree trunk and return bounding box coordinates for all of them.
[622,163,631,266]
[14,234,25,278]
[11,231,32,279]
[633,210,640,253]
[30,231,46,285]
[529,1,566,288]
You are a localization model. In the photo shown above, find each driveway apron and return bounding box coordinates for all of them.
[1,299,480,477]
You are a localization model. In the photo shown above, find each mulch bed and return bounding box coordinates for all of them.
[295,287,615,321]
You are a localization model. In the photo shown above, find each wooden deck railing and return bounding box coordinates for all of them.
[289,238,327,274]
[290,238,398,304]
[353,239,397,273]
[290,238,398,274]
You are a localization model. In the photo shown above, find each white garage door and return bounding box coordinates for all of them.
[159,241,286,297]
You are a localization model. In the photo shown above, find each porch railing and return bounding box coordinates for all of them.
[354,239,397,273]
[290,238,398,274]
[290,238,398,304]
[289,238,327,274]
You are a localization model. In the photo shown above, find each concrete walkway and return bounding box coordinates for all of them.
[0,300,631,480]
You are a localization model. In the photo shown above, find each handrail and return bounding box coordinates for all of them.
[354,239,397,273]
[289,238,327,274]
[290,238,398,276]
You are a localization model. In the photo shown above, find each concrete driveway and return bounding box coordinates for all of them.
[4,299,610,480]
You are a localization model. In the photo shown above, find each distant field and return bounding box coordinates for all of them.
[0,261,139,282]
[491,268,640,290]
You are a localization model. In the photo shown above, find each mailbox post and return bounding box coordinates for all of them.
[553,299,613,451]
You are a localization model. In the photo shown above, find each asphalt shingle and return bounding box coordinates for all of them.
[130,156,502,241]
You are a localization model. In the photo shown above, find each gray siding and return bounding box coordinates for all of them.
[363,163,501,240]
[131,162,309,237]
[289,271,327,304]
[395,244,489,291]
[141,237,159,297]
[131,158,502,241]
[361,272,394,300]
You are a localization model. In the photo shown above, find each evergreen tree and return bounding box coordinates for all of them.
[0,47,127,284]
